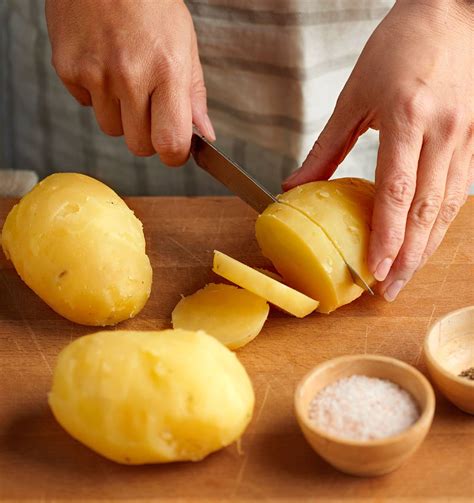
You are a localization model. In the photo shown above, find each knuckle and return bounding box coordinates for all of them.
[158,53,186,78]
[442,108,465,138]
[309,140,324,159]
[410,195,443,227]
[52,54,75,81]
[150,53,187,86]
[79,62,104,88]
[127,140,155,157]
[100,125,123,137]
[380,176,416,208]
[115,61,144,91]
[395,88,432,125]
[192,81,207,101]
[153,134,189,165]
[398,250,422,274]
[439,198,462,224]
[377,226,405,251]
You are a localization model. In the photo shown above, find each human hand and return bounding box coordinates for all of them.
[283,0,473,301]
[45,0,215,166]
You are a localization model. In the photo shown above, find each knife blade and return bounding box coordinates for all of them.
[190,131,278,214]
[190,130,374,295]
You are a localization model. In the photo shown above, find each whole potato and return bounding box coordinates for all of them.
[1,173,152,325]
[49,329,255,464]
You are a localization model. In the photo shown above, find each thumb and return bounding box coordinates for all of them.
[282,91,365,190]
[190,32,215,141]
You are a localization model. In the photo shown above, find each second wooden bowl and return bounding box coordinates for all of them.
[294,355,435,477]
[424,306,474,414]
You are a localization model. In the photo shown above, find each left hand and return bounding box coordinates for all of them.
[283,0,473,301]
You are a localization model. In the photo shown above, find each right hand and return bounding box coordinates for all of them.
[45,0,215,166]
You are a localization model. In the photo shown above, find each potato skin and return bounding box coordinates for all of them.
[1,173,152,325]
[48,329,255,464]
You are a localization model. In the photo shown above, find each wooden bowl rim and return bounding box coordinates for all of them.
[424,305,474,389]
[294,354,435,447]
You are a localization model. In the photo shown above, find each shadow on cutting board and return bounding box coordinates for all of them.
[0,404,247,500]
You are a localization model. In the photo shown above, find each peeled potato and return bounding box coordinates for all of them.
[278,178,375,285]
[254,267,284,282]
[172,283,269,349]
[212,250,319,317]
[49,329,254,464]
[1,173,152,325]
[255,203,362,313]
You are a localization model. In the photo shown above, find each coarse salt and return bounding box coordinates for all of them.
[308,375,420,441]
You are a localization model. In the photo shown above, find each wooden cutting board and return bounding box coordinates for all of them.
[0,197,473,503]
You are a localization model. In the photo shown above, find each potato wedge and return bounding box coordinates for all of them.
[278,178,375,286]
[212,250,319,317]
[172,283,269,349]
[255,203,362,313]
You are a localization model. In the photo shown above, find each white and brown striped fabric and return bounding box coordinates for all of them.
[0,0,393,196]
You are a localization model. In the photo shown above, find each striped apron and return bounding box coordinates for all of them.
[0,0,393,196]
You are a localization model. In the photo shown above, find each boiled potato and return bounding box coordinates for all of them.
[254,268,284,282]
[213,250,319,317]
[1,173,152,325]
[256,201,362,313]
[172,283,269,349]
[278,178,375,285]
[49,329,254,464]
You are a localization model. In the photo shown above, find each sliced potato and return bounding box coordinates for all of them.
[212,250,319,318]
[172,283,269,349]
[278,178,375,286]
[254,268,284,282]
[255,203,362,313]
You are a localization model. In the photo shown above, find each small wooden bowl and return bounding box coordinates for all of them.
[424,306,474,414]
[294,355,435,477]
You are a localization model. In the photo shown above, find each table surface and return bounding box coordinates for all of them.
[0,196,473,503]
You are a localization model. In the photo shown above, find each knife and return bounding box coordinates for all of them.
[190,130,277,214]
[190,130,374,295]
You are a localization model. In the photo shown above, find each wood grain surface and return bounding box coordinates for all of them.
[0,197,473,503]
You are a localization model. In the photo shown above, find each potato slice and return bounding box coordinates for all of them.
[254,268,284,282]
[172,283,269,349]
[255,203,362,313]
[278,178,375,286]
[212,250,319,318]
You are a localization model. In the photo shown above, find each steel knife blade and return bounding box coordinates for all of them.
[190,131,277,214]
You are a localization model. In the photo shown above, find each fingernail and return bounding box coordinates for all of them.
[374,258,393,282]
[204,114,216,141]
[283,168,302,188]
[384,280,405,302]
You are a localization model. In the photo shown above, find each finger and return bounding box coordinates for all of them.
[120,94,155,157]
[368,126,423,282]
[90,90,123,137]
[378,135,453,300]
[64,83,92,107]
[190,31,215,141]
[282,88,366,190]
[151,74,193,167]
[417,146,473,272]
